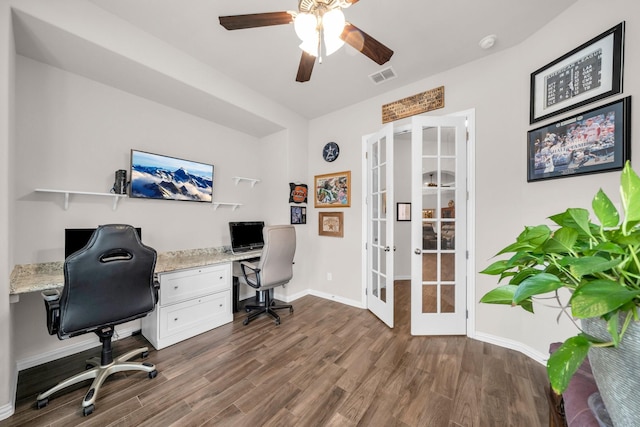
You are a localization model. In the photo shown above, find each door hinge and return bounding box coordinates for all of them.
[466,309,469,319]
[466,250,469,259]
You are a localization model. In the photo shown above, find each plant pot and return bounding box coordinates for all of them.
[581,315,640,426]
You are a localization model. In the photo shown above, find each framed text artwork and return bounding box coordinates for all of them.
[530,22,624,124]
[314,171,351,208]
[527,96,631,182]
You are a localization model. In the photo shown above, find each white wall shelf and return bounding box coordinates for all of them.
[213,202,242,211]
[35,188,126,211]
[232,176,261,187]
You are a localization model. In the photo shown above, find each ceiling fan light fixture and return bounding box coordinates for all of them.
[322,8,346,55]
[299,38,319,57]
[294,12,317,42]
[295,7,345,58]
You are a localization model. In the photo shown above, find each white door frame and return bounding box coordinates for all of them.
[361,109,475,336]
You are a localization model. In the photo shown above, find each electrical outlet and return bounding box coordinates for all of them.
[327,272,332,281]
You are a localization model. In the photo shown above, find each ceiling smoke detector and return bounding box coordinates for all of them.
[479,34,497,50]
[369,66,397,85]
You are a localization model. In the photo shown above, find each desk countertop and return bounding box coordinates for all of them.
[10,247,255,295]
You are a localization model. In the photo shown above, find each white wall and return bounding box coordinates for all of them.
[394,132,412,279]
[307,0,640,358]
[0,0,16,419]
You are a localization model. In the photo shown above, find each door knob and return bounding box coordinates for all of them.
[384,246,391,252]
[414,248,421,255]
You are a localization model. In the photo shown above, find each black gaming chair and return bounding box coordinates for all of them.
[36,224,159,416]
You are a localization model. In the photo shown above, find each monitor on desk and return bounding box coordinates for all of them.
[65,227,142,258]
[229,221,264,254]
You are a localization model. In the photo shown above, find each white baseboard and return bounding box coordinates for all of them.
[0,368,17,421]
[16,325,141,371]
[307,289,366,309]
[471,331,548,366]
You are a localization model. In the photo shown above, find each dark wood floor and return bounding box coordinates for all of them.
[2,282,549,427]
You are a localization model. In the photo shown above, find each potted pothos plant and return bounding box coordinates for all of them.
[480,161,640,397]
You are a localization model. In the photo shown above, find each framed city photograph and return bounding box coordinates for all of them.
[530,22,624,124]
[318,212,344,237]
[290,206,306,225]
[527,96,631,182]
[314,171,351,208]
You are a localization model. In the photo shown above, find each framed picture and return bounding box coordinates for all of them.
[527,96,631,182]
[397,202,411,221]
[530,22,624,124]
[318,212,344,237]
[290,206,306,224]
[314,171,351,208]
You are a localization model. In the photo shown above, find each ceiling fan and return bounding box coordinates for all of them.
[219,0,394,82]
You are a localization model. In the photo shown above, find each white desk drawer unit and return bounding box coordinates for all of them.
[142,263,232,350]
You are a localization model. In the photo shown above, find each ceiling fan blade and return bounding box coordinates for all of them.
[219,11,293,30]
[341,23,393,65]
[296,51,316,82]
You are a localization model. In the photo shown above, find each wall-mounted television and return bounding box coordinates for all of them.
[130,150,214,202]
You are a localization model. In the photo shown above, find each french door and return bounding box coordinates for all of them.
[410,116,467,335]
[365,124,394,327]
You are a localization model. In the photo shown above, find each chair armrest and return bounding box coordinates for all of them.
[41,290,60,336]
[240,261,261,288]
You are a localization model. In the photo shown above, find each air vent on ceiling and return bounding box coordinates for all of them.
[369,66,397,85]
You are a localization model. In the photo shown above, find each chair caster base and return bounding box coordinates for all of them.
[36,398,48,409]
[82,404,94,416]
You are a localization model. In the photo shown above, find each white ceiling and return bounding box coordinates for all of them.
[84,0,579,120]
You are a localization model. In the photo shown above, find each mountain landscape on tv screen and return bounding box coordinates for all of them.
[131,165,213,202]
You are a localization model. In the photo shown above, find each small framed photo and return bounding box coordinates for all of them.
[397,202,411,221]
[318,212,344,237]
[290,206,306,225]
[530,22,624,124]
[314,171,351,208]
[527,96,631,182]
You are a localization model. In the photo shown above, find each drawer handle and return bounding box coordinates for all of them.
[174,318,178,322]
[174,286,179,290]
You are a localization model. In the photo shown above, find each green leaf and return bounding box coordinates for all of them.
[542,227,578,253]
[592,241,626,256]
[479,285,518,304]
[518,225,551,246]
[510,268,542,286]
[480,259,510,275]
[565,256,622,277]
[567,208,594,238]
[592,189,619,228]
[513,273,563,304]
[496,240,536,256]
[606,314,621,347]
[570,280,640,318]
[621,161,640,223]
[547,336,592,394]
